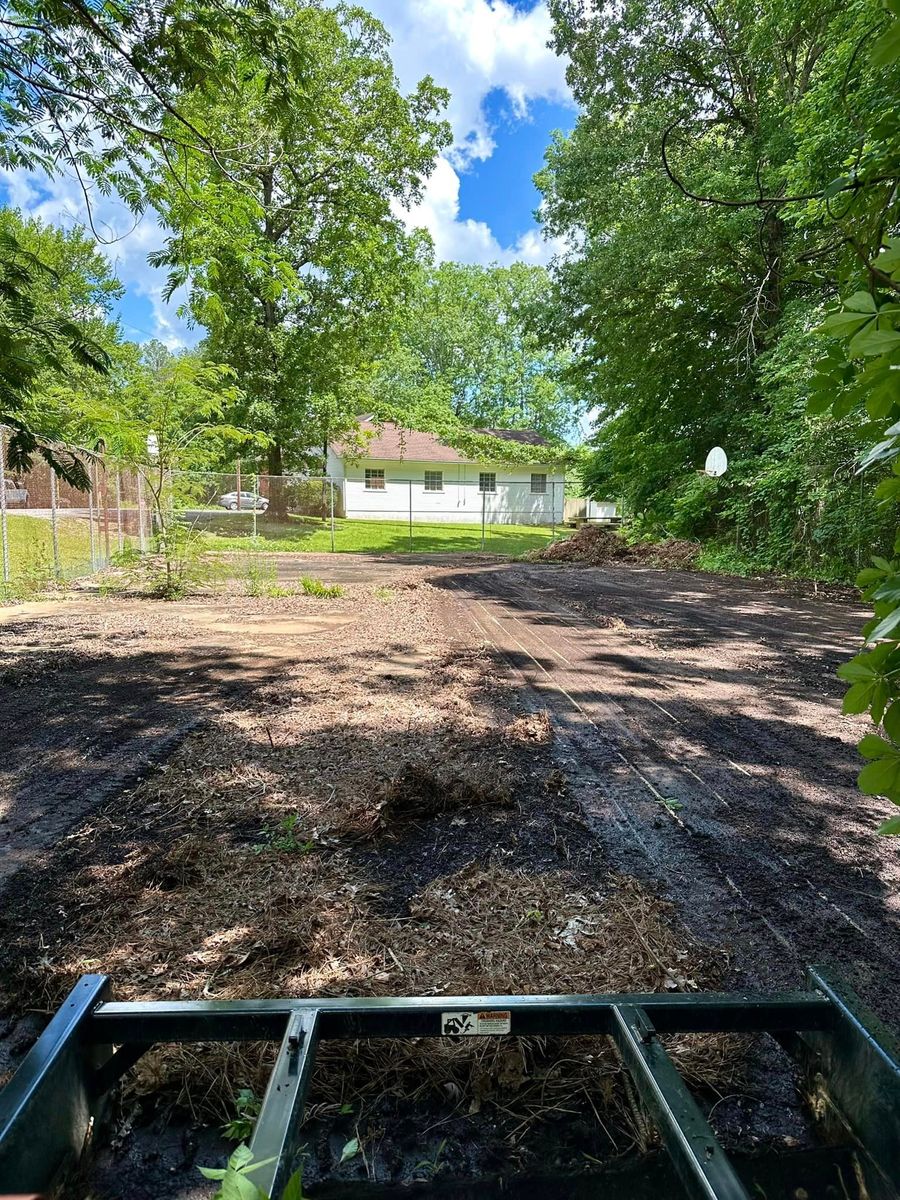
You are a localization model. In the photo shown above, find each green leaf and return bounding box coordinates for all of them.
[866,605,900,643]
[873,575,900,602]
[872,681,891,725]
[281,1169,308,1200]
[884,699,900,742]
[858,754,900,797]
[843,291,878,313]
[819,312,872,338]
[872,21,900,66]
[877,815,900,835]
[843,681,875,714]
[857,566,890,587]
[837,654,880,682]
[847,328,900,358]
[230,1145,255,1171]
[340,1138,360,1164]
[199,1168,228,1180]
[221,1171,264,1200]
[858,734,893,758]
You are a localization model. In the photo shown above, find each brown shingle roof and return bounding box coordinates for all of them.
[333,420,550,464]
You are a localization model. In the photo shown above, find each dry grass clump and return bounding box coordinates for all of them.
[529,526,699,570]
[505,710,553,745]
[21,833,734,1140]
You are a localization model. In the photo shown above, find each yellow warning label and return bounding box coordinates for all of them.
[440,1010,512,1036]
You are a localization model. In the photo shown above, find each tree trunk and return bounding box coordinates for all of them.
[267,441,287,518]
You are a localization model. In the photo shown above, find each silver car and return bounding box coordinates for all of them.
[218,491,269,512]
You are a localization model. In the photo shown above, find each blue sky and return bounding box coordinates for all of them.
[1,0,576,346]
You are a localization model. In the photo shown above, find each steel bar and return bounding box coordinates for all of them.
[0,976,110,1192]
[249,1009,320,1197]
[794,966,900,1200]
[137,469,147,552]
[87,986,833,1045]
[115,470,124,553]
[89,1042,153,1098]
[50,469,60,577]
[88,463,97,570]
[0,425,9,584]
[610,1006,750,1200]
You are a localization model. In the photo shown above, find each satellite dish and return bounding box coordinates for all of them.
[704,446,728,478]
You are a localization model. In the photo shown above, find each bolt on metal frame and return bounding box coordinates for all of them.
[0,967,898,1199]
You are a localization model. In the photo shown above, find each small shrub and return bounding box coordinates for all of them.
[245,559,277,597]
[300,575,343,598]
[222,1088,261,1142]
[254,814,315,854]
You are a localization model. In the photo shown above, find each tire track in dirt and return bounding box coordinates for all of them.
[435,565,900,1014]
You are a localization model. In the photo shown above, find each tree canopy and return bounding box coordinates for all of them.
[149,1,450,479]
[373,260,584,448]
[539,0,898,576]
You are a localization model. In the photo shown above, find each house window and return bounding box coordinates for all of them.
[424,470,443,492]
[365,468,385,490]
[478,472,496,493]
[531,473,548,495]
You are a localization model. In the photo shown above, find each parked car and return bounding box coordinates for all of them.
[3,480,28,507]
[217,491,268,512]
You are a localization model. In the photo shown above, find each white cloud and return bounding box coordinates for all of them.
[407,156,566,266]
[367,0,573,265]
[3,2,571,342]
[2,167,194,347]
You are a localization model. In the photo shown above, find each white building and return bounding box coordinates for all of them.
[326,421,565,525]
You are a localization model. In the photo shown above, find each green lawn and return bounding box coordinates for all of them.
[2,513,94,591]
[198,512,566,556]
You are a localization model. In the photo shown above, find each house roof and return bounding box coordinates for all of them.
[332,420,551,464]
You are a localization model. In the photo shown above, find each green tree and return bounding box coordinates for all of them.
[801,1,900,832]
[71,340,253,596]
[0,0,305,192]
[374,260,584,443]
[0,209,119,485]
[148,1,450,492]
[539,0,890,572]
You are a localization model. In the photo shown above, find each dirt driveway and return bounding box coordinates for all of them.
[432,560,900,1013]
[1,552,898,1192]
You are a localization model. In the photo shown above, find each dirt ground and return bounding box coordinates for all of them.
[0,553,896,1195]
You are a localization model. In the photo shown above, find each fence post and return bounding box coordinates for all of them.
[329,478,335,552]
[481,487,486,552]
[0,427,8,584]
[551,480,557,542]
[137,469,147,552]
[252,474,258,541]
[409,479,413,552]
[115,470,124,553]
[50,469,60,578]
[88,462,97,571]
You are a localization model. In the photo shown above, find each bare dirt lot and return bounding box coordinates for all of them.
[1,554,897,1195]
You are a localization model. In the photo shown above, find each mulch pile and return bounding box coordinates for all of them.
[529,525,700,569]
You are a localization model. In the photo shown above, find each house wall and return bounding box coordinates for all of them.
[337,458,566,525]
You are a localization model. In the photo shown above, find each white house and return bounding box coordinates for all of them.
[326,420,566,525]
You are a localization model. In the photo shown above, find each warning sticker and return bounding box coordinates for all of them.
[441,1010,512,1036]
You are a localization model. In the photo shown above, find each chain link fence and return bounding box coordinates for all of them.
[0,430,155,594]
[1,440,568,593]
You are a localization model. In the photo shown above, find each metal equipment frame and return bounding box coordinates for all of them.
[1,966,897,1199]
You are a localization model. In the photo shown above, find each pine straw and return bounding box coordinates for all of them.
[2,584,740,1148]
[19,835,737,1141]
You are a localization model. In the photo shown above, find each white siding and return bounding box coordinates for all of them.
[337,457,565,525]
